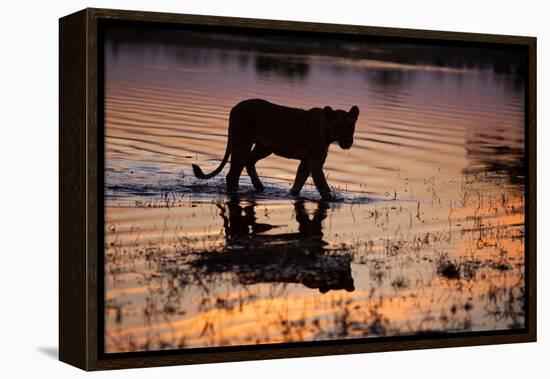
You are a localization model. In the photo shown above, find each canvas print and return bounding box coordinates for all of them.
[102,24,527,354]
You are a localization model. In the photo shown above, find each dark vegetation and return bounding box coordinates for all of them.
[106,25,527,82]
[104,170,525,352]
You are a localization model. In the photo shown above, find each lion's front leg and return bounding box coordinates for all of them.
[290,161,310,196]
[310,163,333,201]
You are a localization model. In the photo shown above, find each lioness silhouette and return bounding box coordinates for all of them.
[192,99,359,200]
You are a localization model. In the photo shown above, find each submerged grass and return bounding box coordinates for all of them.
[103,172,526,352]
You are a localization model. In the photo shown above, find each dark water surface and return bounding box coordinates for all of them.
[103,27,526,353]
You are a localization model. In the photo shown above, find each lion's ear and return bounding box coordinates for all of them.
[349,105,359,120]
[324,106,334,120]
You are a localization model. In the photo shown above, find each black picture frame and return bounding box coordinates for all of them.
[59,7,537,371]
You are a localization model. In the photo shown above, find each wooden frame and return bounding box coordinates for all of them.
[59,7,536,371]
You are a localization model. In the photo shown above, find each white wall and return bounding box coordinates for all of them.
[0,0,546,377]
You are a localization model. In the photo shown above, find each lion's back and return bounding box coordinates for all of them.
[231,98,311,126]
[229,99,322,159]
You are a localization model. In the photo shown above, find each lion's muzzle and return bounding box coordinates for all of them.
[339,139,353,150]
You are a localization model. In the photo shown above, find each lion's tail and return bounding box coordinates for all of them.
[192,129,231,180]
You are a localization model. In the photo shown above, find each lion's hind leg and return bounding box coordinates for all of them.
[226,157,246,193]
[290,160,310,196]
[246,143,271,191]
[226,146,250,194]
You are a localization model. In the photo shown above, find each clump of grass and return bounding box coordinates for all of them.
[391,276,410,290]
[490,260,511,271]
[461,259,482,280]
[436,253,461,280]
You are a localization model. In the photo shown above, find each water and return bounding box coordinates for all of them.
[103,27,526,353]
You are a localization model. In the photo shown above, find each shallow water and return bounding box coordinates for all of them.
[103,27,526,353]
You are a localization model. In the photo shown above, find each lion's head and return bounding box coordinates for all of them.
[324,105,360,150]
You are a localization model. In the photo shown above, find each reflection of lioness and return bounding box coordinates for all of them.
[192,98,359,200]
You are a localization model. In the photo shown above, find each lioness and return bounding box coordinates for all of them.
[192,99,359,200]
